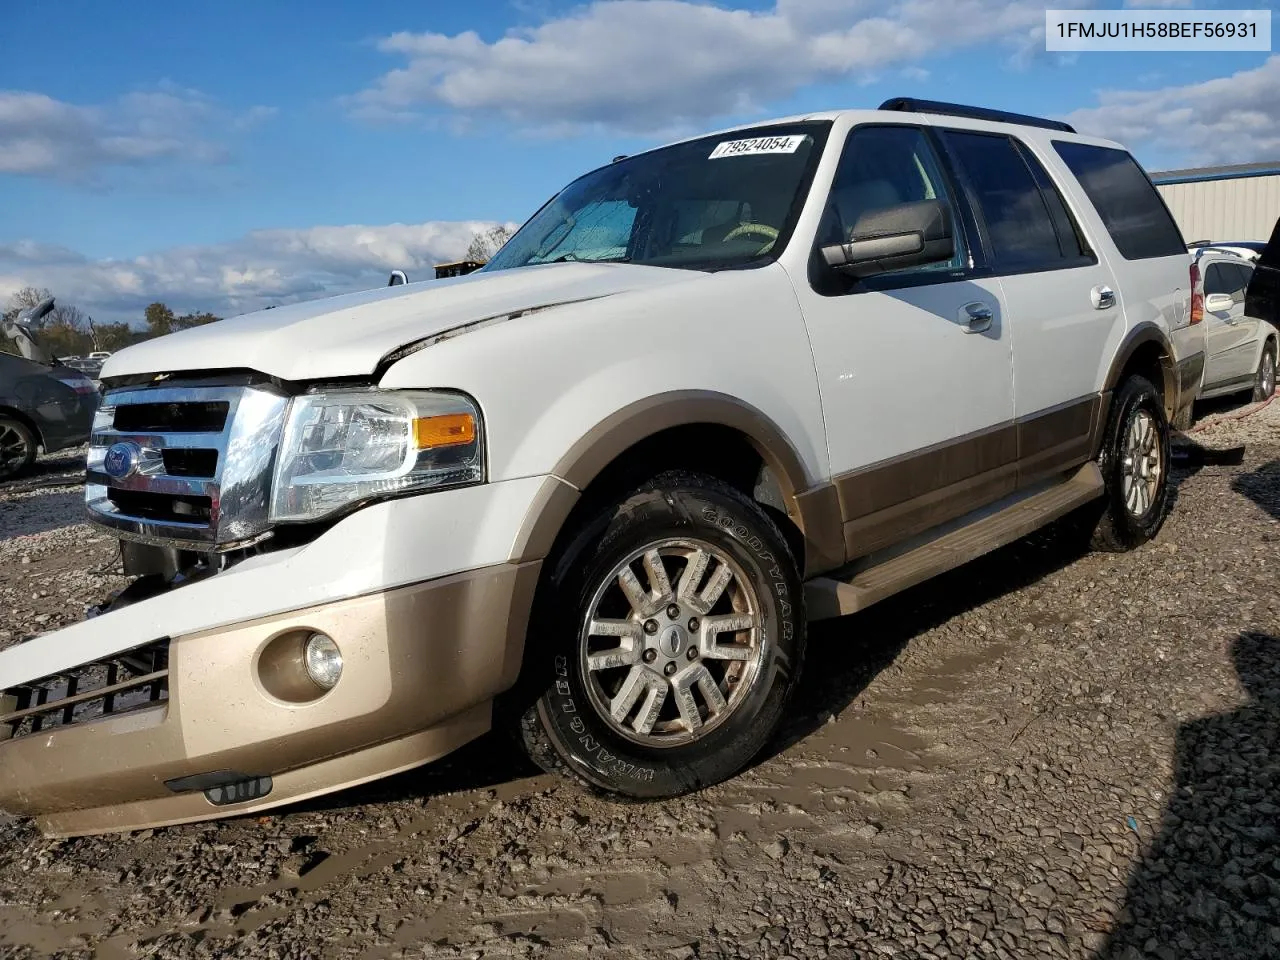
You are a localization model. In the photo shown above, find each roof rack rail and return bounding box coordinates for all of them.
[878,98,1076,134]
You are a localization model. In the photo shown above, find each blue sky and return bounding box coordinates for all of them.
[0,0,1276,322]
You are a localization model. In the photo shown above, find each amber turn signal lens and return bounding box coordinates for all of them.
[413,413,476,449]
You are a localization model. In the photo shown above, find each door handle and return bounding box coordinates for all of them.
[1091,285,1116,310]
[959,301,993,333]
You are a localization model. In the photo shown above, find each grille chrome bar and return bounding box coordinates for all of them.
[86,383,289,551]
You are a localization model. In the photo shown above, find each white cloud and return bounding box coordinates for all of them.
[347,0,1050,134]
[0,220,512,323]
[1065,55,1280,167]
[0,85,273,180]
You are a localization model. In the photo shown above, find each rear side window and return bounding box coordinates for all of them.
[1226,263,1252,304]
[1204,263,1235,297]
[940,130,1075,271]
[1205,262,1252,304]
[1052,142,1185,260]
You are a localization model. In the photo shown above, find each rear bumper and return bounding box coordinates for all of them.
[0,562,539,837]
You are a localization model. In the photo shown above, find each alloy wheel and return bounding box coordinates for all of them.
[0,422,32,477]
[1121,410,1161,518]
[579,538,764,748]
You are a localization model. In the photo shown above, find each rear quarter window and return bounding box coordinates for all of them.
[1052,141,1186,261]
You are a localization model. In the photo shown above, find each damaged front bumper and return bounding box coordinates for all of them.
[0,477,553,836]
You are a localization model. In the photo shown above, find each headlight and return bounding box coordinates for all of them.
[269,389,484,523]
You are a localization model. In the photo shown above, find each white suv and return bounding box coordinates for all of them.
[1192,248,1277,402]
[0,99,1203,836]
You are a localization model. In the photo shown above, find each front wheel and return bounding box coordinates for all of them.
[518,472,805,798]
[1089,375,1171,552]
[1252,340,1276,402]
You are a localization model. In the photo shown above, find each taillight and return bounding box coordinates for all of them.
[1189,262,1204,324]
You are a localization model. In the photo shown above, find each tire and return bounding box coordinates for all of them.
[0,417,37,481]
[1252,340,1276,402]
[1089,375,1171,552]
[517,471,805,799]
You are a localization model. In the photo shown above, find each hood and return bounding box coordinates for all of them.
[102,263,701,383]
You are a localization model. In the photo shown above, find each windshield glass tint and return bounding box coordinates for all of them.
[484,123,830,272]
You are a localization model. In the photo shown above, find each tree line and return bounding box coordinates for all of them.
[0,287,219,360]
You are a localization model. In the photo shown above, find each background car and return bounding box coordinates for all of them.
[1245,218,1279,333]
[65,357,105,378]
[0,352,99,479]
[1193,248,1277,403]
[1188,240,1266,263]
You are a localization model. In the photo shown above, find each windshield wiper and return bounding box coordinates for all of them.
[546,252,632,264]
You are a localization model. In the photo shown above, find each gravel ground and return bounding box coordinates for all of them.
[1,399,1278,960]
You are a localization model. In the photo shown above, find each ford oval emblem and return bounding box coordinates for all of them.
[103,441,141,480]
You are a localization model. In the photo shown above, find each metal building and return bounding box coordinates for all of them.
[433,260,486,279]
[1150,161,1280,243]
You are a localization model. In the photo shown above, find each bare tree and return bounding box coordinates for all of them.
[3,287,55,325]
[465,225,514,262]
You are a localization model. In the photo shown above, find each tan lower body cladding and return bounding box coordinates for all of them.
[831,394,1105,560]
[0,562,539,837]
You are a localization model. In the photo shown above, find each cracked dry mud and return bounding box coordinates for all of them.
[1,399,1278,960]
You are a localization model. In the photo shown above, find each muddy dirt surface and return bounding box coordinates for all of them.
[1,404,1278,960]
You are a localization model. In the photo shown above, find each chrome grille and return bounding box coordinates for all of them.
[86,384,290,551]
[0,640,169,741]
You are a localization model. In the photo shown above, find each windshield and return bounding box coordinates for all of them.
[484,122,831,273]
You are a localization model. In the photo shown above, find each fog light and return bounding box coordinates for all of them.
[303,633,343,690]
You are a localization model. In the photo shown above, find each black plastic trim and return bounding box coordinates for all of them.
[879,98,1075,133]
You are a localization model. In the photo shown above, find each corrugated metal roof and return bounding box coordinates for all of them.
[1151,161,1280,185]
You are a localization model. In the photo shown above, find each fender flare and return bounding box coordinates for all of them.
[507,390,844,575]
[1102,323,1182,419]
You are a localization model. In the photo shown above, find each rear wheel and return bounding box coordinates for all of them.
[1089,375,1171,552]
[1252,340,1276,402]
[518,472,804,798]
[0,417,36,481]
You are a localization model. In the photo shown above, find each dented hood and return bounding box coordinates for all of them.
[103,262,699,383]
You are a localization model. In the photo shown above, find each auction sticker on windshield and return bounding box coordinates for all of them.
[709,135,806,159]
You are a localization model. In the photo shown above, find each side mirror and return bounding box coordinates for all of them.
[388,270,408,286]
[1204,292,1234,313]
[821,199,954,278]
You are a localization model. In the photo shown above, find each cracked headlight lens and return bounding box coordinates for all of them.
[269,389,483,523]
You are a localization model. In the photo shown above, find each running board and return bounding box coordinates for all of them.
[806,462,1103,621]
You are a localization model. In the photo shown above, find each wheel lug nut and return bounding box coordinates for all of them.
[688,617,699,632]
[644,619,658,634]
[643,649,657,663]
[687,647,698,660]
[664,662,677,676]
[666,604,680,620]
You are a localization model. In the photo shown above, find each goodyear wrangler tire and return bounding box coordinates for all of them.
[518,471,805,798]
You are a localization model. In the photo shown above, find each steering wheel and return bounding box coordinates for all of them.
[723,221,780,254]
